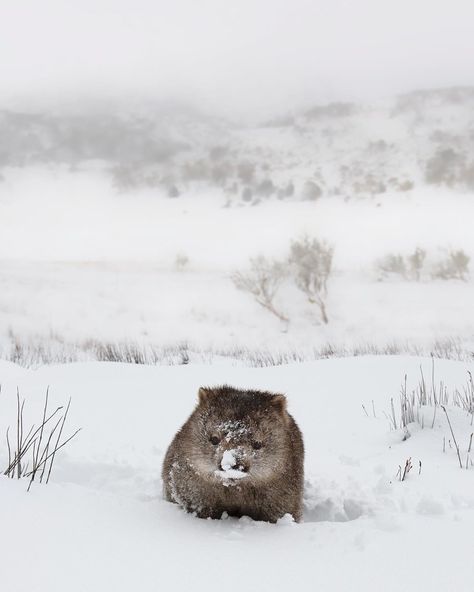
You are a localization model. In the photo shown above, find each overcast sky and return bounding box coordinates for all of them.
[1,0,473,118]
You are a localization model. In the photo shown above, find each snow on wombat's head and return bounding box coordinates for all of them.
[189,385,291,483]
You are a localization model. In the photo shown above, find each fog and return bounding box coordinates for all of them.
[1,1,474,356]
[2,0,474,119]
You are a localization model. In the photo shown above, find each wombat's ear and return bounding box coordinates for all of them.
[270,394,287,414]
[198,387,215,404]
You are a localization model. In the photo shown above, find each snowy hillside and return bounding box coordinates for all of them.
[1,86,474,202]
[1,356,474,591]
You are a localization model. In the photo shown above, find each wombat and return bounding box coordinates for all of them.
[162,385,304,522]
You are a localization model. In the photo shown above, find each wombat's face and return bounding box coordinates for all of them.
[188,386,290,484]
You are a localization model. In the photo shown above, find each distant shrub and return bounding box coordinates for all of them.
[227,181,239,194]
[262,115,295,128]
[168,184,180,198]
[366,140,388,154]
[353,174,386,195]
[376,254,407,279]
[425,148,464,187]
[241,187,253,202]
[377,249,426,281]
[398,179,414,192]
[209,145,229,161]
[231,256,288,323]
[432,250,470,281]
[211,161,233,185]
[182,159,209,182]
[304,102,355,120]
[277,181,294,199]
[302,180,323,201]
[237,161,256,184]
[110,164,140,191]
[256,178,275,198]
[289,236,333,324]
[377,247,469,282]
[388,177,414,192]
[459,161,474,190]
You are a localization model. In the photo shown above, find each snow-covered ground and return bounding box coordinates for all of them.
[1,88,473,590]
[1,355,474,591]
[1,171,473,354]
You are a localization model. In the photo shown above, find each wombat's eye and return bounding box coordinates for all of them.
[209,435,220,446]
[252,441,262,450]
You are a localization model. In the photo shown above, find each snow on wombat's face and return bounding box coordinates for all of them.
[189,386,290,483]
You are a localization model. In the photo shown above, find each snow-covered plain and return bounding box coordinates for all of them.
[0,170,473,354]
[1,355,474,591]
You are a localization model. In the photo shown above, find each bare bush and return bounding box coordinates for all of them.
[231,256,288,323]
[432,249,470,280]
[289,236,333,324]
[388,177,415,192]
[376,253,407,279]
[377,247,470,281]
[3,388,81,490]
[353,174,386,195]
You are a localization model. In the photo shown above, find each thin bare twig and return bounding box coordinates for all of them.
[441,406,463,469]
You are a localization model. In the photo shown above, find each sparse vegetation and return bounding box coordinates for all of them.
[1,336,473,368]
[376,253,407,279]
[432,249,470,281]
[3,387,81,489]
[379,361,474,469]
[3,88,474,200]
[376,247,469,281]
[289,236,333,324]
[231,256,288,323]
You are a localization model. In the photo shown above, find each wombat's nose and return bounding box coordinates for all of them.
[231,463,248,473]
[221,448,248,472]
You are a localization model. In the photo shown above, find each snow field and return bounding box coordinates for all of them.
[1,355,474,591]
[1,171,474,354]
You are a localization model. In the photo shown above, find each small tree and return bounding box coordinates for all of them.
[231,256,288,323]
[289,236,333,324]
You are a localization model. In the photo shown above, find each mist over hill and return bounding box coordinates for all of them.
[1,86,473,204]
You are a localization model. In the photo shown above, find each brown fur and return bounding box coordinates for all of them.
[162,385,304,522]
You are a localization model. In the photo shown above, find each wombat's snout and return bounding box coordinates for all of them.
[220,448,249,472]
[221,460,249,472]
